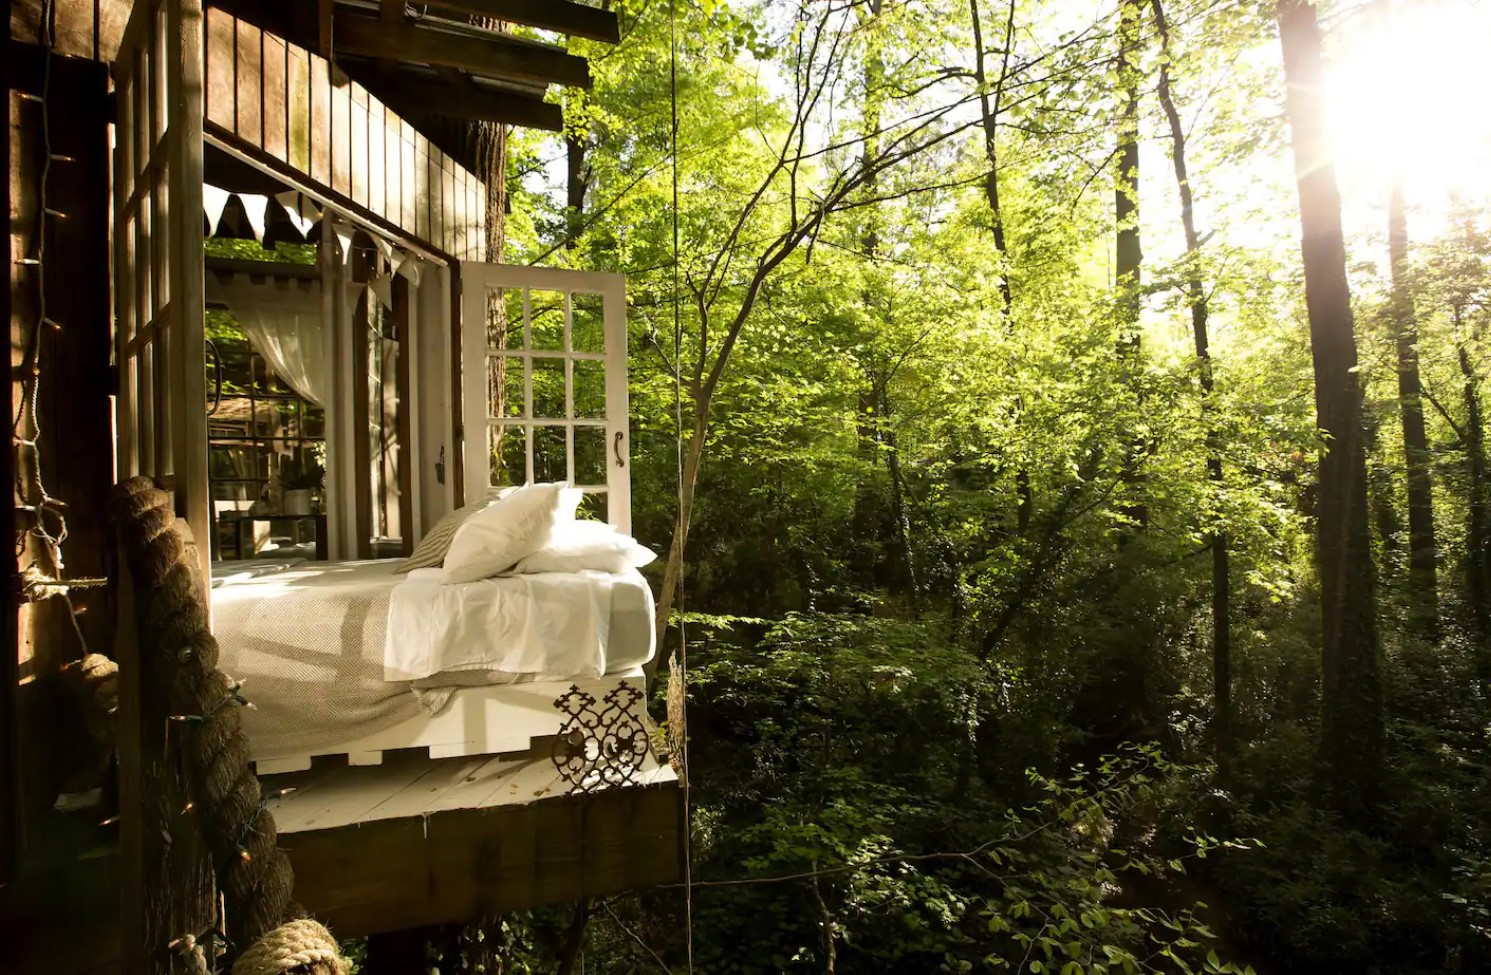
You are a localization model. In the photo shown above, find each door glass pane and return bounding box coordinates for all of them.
[490,423,524,487]
[533,424,566,482]
[487,355,523,418]
[575,424,607,486]
[574,359,606,419]
[529,289,564,351]
[572,292,605,354]
[532,357,564,419]
[576,490,607,522]
[487,286,520,351]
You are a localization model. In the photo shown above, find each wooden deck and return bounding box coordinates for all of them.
[263,748,684,936]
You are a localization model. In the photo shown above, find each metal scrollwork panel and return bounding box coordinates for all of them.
[551,681,648,794]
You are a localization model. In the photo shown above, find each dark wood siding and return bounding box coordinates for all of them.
[202,7,485,260]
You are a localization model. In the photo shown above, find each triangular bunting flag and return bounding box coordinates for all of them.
[203,184,232,236]
[239,193,271,244]
[274,190,321,238]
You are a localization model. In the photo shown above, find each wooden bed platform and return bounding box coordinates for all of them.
[261,747,684,936]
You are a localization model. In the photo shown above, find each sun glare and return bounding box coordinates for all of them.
[1326,0,1491,220]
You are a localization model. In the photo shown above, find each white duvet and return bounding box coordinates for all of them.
[384,567,642,682]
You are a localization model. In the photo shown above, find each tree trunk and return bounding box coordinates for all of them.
[1388,178,1439,633]
[1276,0,1383,819]
[1115,0,1146,532]
[555,902,591,975]
[882,389,922,616]
[565,132,589,251]
[1457,307,1491,670]
[1150,0,1231,746]
[970,0,1032,533]
[655,408,708,645]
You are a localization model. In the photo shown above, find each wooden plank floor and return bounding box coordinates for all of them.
[263,748,678,833]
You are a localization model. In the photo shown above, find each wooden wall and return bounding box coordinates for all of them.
[10,0,131,63]
[7,41,117,878]
[203,7,486,261]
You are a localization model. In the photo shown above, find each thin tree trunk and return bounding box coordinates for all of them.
[882,388,922,616]
[1276,0,1383,819]
[1457,306,1491,667]
[1116,0,1146,532]
[656,409,707,645]
[970,0,1031,533]
[811,871,838,975]
[565,132,589,251]
[1388,178,1439,633]
[555,901,591,975]
[1150,0,1231,745]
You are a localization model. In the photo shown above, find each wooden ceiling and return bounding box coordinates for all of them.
[209,0,617,132]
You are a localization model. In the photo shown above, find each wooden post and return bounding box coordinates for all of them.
[3,2,18,885]
[449,265,466,507]
[393,274,415,556]
[352,287,374,558]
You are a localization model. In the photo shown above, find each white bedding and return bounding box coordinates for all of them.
[384,566,655,681]
[211,559,655,756]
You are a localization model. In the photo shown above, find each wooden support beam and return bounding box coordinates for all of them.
[352,288,374,559]
[393,275,415,558]
[280,782,684,937]
[332,12,591,90]
[318,0,334,59]
[2,11,17,889]
[364,70,563,131]
[423,0,622,44]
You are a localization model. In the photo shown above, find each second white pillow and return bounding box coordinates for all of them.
[513,519,658,575]
[441,482,582,583]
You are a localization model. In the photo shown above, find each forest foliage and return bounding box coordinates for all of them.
[440,0,1491,972]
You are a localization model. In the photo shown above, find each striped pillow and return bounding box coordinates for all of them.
[396,487,513,573]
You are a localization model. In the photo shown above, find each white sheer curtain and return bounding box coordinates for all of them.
[207,276,329,406]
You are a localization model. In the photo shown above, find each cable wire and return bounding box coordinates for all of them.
[667,0,695,971]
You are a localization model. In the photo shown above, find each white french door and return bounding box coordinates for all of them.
[112,0,210,575]
[460,264,631,533]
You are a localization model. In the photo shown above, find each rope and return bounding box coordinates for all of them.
[231,919,348,975]
[112,477,345,972]
[665,1,695,971]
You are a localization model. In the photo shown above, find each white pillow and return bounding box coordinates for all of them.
[513,519,659,575]
[440,483,582,583]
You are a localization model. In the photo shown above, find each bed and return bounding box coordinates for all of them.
[211,558,656,774]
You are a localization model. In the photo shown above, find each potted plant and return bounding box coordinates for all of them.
[278,452,323,516]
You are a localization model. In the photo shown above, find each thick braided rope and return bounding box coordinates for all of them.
[231,920,347,975]
[112,477,342,971]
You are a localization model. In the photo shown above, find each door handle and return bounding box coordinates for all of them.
[613,431,624,468]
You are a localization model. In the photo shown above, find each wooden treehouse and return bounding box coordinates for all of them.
[3,1,684,971]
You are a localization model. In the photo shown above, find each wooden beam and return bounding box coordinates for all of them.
[393,276,415,558]
[352,288,374,559]
[423,0,621,44]
[205,255,322,281]
[364,69,563,131]
[2,10,17,889]
[332,12,591,90]
[280,783,684,936]
[318,0,334,59]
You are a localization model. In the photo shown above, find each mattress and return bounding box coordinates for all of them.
[211,559,655,756]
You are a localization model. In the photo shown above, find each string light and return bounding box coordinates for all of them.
[13,0,92,661]
[168,678,256,722]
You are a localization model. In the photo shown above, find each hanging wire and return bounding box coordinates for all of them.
[667,0,695,970]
